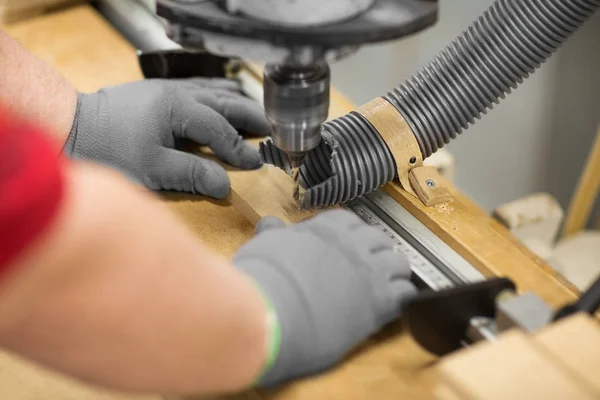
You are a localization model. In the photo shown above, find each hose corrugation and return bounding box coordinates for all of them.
[259,141,293,176]
[386,0,600,157]
[259,112,396,209]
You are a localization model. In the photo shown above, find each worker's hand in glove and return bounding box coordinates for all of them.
[64,78,271,199]
[234,210,418,386]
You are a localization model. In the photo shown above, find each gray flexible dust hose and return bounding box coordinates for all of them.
[260,0,600,209]
[387,0,600,158]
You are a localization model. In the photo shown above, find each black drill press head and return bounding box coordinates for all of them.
[156,0,438,168]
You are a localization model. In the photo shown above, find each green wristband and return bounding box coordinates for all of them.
[253,290,281,385]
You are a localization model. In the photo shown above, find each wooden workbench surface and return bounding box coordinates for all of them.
[0,5,580,400]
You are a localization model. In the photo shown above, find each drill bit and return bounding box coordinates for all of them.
[292,167,301,202]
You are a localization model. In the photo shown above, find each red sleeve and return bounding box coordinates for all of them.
[0,108,65,276]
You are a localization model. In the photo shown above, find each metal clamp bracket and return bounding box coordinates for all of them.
[356,97,451,206]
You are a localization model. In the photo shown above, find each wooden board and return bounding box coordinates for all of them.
[437,330,596,400]
[0,4,584,400]
[536,314,600,396]
[437,315,600,400]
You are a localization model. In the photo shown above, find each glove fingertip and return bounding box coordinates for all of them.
[235,142,263,170]
[198,163,231,199]
[209,184,231,200]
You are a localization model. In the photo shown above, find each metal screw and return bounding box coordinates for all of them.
[426,179,436,188]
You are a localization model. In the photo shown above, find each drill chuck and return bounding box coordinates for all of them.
[263,63,330,167]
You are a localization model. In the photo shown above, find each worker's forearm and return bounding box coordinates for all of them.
[0,163,267,394]
[0,30,76,145]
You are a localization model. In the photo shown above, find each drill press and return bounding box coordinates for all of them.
[156,0,438,167]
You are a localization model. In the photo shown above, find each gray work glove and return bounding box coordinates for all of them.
[234,210,418,386]
[64,78,271,198]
